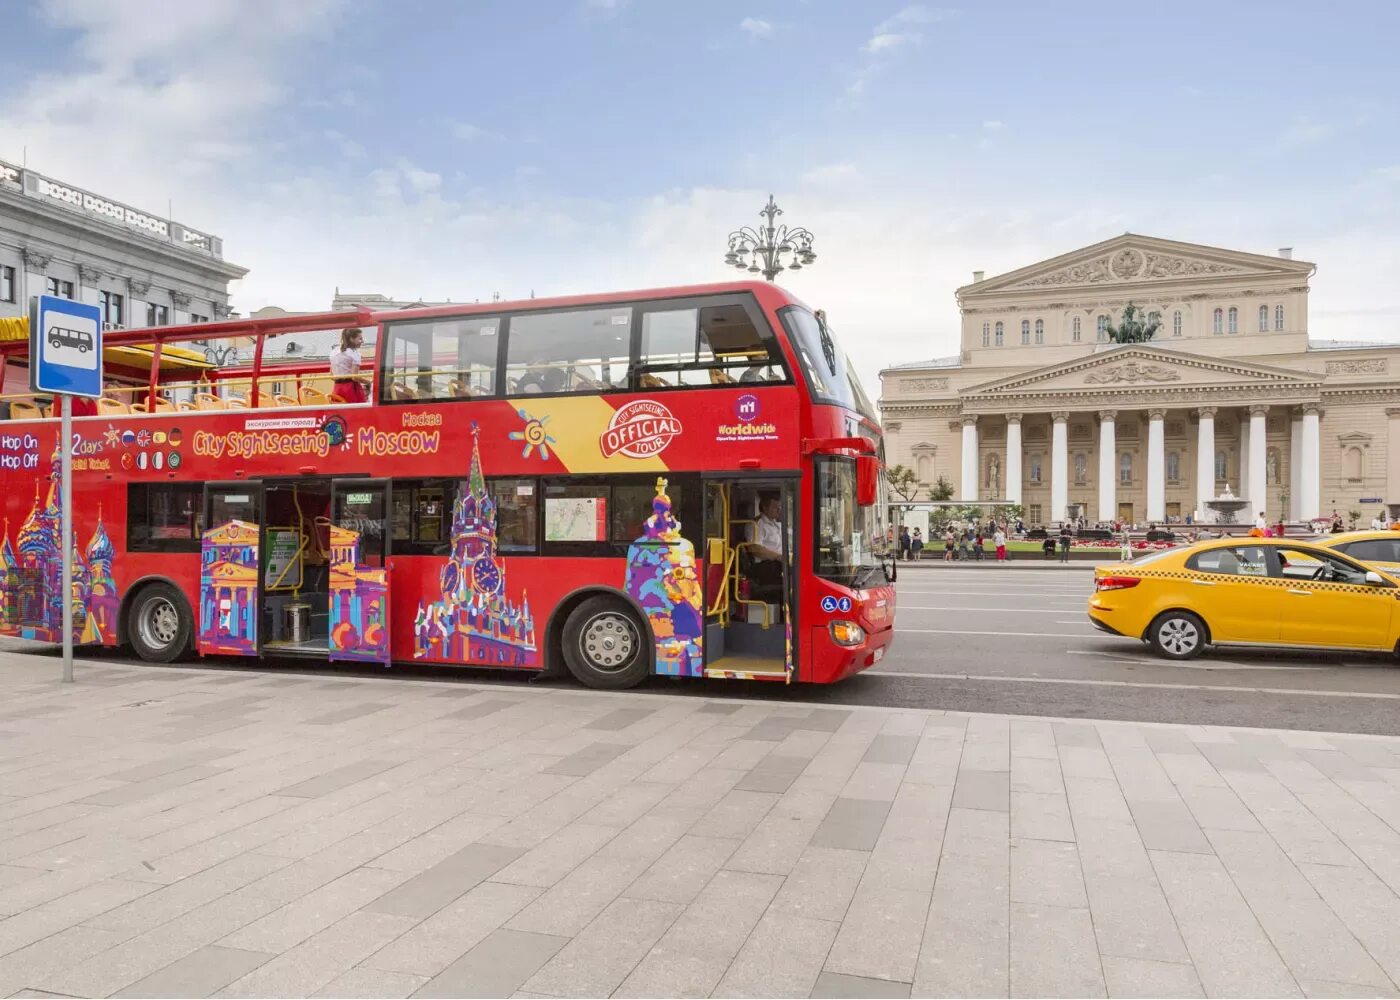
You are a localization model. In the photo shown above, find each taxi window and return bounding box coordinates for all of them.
[1338,538,1400,563]
[1274,547,1369,585]
[1186,546,1269,577]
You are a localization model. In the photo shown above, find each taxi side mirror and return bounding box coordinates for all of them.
[1365,570,1387,586]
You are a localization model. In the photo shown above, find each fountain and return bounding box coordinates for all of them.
[1202,483,1250,525]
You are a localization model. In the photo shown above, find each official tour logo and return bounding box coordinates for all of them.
[600,399,682,459]
[735,393,760,421]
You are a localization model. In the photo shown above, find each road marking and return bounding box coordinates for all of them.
[1065,647,1328,672]
[865,669,1400,699]
[901,605,1086,610]
[896,628,1092,638]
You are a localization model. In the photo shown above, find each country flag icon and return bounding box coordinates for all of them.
[153,431,167,445]
[153,451,165,470]
[168,428,183,447]
[136,452,148,470]
[120,430,136,446]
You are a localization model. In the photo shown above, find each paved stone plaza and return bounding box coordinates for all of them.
[2,653,1400,998]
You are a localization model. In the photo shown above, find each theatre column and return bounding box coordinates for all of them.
[1147,408,1166,523]
[1196,406,1216,518]
[1300,404,1321,521]
[1248,404,1268,519]
[1097,410,1116,523]
[1289,409,1302,520]
[959,416,979,501]
[1005,413,1023,505]
[1051,411,1069,523]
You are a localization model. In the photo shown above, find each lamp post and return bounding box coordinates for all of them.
[724,194,816,281]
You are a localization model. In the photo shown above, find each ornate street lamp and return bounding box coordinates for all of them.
[724,194,816,281]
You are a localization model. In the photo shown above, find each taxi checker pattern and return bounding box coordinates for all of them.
[1126,564,1399,598]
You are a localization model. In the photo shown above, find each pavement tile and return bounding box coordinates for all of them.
[1010,902,1106,998]
[364,841,526,918]
[542,741,629,777]
[304,702,395,726]
[810,970,911,998]
[1100,956,1204,998]
[809,797,891,851]
[717,912,837,998]
[1150,848,1302,997]
[952,768,1010,812]
[312,967,429,998]
[1011,837,1087,907]
[615,869,781,997]
[413,928,569,999]
[623,834,739,903]
[112,945,272,999]
[1299,861,1400,986]
[492,822,618,888]
[364,880,542,978]
[216,910,417,998]
[863,734,918,765]
[737,754,811,794]
[1011,790,1075,842]
[1126,798,1213,853]
[584,707,654,731]
[824,883,928,985]
[220,865,410,953]
[769,846,869,922]
[1297,980,1400,998]
[522,896,683,998]
[692,789,779,839]
[915,808,1009,998]
[272,758,399,798]
[1073,821,1189,965]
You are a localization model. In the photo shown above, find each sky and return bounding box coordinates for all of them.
[5,0,1400,394]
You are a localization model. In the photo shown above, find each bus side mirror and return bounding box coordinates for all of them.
[857,455,879,507]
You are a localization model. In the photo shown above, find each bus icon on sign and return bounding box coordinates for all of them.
[48,326,94,353]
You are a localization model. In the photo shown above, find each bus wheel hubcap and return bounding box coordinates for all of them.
[582,614,635,671]
[1160,619,1197,655]
[142,599,179,648]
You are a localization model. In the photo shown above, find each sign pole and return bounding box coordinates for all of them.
[61,393,73,683]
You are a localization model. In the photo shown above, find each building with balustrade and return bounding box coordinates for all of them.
[879,234,1400,527]
[0,158,247,346]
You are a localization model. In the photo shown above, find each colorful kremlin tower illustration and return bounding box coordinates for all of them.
[198,520,260,655]
[414,423,537,666]
[0,448,119,644]
[329,525,389,663]
[624,477,703,676]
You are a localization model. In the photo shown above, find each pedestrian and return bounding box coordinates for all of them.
[911,528,924,561]
[1275,519,1285,538]
[944,526,955,562]
[974,529,985,561]
[1059,524,1072,563]
[1120,528,1132,562]
[994,526,1006,562]
[957,530,969,562]
[899,527,912,561]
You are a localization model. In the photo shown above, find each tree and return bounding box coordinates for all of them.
[1106,302,1160,344]
[1348,509,1362,529]
[886,464,921,503]
[929,475,955,502]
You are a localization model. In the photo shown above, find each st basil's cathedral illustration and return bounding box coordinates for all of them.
[413,423,537,666]
[0,446,119,644]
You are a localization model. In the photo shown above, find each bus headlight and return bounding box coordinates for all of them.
[829,620,866,646]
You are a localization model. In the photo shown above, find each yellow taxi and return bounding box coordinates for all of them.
[1087,538,1400,660]
[1315,529,1400,575]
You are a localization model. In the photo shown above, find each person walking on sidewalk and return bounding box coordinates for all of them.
[957,530,969,562]
[899,527,911,561]
[943,526,955,561]
[994,526,1007,562]
[973,528,985,561]
[911,528,924,561]
[1058,524,1072,563]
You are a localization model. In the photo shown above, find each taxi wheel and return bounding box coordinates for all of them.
[1147,610,1206,660]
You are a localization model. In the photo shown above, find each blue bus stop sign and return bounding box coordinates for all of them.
[30,294,103,398]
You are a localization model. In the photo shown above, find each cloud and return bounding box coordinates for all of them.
[800,163,859,186]
[982,120,1004,130]
[862,5,952,52]
[449,121,498,142]
[324,129,366,159]
[740,17,773,38]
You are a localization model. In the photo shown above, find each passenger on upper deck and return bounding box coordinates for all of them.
[329,328,368,403]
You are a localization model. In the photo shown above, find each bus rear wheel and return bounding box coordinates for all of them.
[127,583,193,663]
[561,596,649,689]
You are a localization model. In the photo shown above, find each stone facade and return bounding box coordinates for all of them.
[880,234,1400,526]
[0,158,247,331]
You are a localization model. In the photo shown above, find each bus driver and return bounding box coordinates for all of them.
[747,493,784,589]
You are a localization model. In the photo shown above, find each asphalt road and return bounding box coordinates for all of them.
[14,564,1400,735]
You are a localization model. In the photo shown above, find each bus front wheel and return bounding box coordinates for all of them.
[561,596,649,689]
[127,583,194,663]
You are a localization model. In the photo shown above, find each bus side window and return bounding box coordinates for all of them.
[381,317,500,403]
[636,298,788,387]
[389,479,459,554]
[506,307,631,396]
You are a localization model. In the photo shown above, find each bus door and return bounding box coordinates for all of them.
[327,479,391,665]
[701,477,797,682]
[198,483,263,657]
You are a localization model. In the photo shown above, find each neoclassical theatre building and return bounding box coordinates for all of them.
[879,234,1400,526]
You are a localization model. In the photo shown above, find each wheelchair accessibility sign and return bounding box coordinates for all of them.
[820,596,853,614]
[30,295,103,398]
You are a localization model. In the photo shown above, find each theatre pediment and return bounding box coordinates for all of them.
[963,346,1318,399]
[958,234,1314,297]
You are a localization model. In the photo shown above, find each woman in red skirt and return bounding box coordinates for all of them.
[329,327,367,403]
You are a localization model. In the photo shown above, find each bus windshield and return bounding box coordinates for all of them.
[815,456,891,589]
[778,306,877,423]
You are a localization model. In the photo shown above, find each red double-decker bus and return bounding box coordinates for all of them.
[0,281,894,688]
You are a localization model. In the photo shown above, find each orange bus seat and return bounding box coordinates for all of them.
[389,383,418,401]
[97,397,130,415]
[10,401,42,420]
[176,400,196,411]
[194,392,226,411]
[298,386,331,406]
